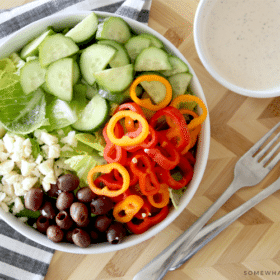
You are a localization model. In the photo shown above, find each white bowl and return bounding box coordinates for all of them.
[194,0,280,98]
[0,11,210,254]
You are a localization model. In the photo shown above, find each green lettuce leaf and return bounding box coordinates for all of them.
[64,155,103,185]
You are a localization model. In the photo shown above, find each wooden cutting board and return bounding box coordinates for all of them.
[2,1,280,279]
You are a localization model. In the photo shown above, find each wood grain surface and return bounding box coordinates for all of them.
[2,1,280,279]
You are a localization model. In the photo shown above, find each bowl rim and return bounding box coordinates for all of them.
[0,10,210,254]
[193,0,280,98]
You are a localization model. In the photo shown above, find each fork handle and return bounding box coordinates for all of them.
[133,178,242,280]
[170,176,280,270]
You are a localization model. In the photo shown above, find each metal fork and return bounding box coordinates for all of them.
[133,121,280,280]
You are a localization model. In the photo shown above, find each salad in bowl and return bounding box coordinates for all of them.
[0,11,210,253]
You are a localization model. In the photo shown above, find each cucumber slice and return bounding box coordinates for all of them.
[96,16,132,43]
[161,56,189,77]
[140,80,167,104]
[20,28,55,60]
[72,94,109,132]
[168,72,193,98]
[45,58,73,101]
[98,84,142,103]
[98,40,130,68]
[134,47,172,72]
[79,44,116,85]
[138,33,164,48]
[65,12,98,43]
[80,80,99,99]
[94,64,134,94]
[20,59,46,94]
[39,34,79,67]
[125,36,151,61]
[73,61,80,85]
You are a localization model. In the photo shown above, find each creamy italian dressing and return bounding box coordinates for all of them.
[203,0,280,91]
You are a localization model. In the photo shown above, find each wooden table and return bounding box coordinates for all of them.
[2,1,280,279]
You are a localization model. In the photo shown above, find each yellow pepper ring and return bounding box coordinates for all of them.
[129,74,173,111]
[107,111,149,146]
[87,163,130,197]
[171,95,207,131]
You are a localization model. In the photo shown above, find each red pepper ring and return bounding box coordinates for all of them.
[144,132,180,170]
[94,169,123,190]
[107,111,149,147]
[162,155,194,190]
[149,106,191,153]
[130,152,160,196]
[103,124,127,165]
[126,205,169,234]
[123,125,158,152]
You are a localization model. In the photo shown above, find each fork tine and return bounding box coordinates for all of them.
[255,131,280,161]
[264,143,280,170]
[246,122,280,157]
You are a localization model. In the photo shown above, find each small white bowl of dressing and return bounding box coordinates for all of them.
[194,0,280,98]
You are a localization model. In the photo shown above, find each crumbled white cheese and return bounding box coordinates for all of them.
[41,172,56,192]
[35,154,43,165]
[61,131,77,147]
[0,160,15,175]
[40,131,59,146]
[38,159,54,175]
[13,196,24,214]
[47,144,60,159]
[3,134,14,154]
[22,177,38,191]
[21,160,36,177]
[0,192,6,202]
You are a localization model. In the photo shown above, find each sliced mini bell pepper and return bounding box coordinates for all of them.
[147,184,170,208]
[181,124,201,154]
[134,198,152,220]
[87,163,130,197]
[107,110,149,146]
[114,102,145,132]
[113,195,144,223]
[170,95,207,131]
[150,106,191,152]
[94,169,123,190]
[184,151,196,166]
[130,151,160,196]
[161,155,194,190]
[126,205,169,234]
[129,74,172,111]
[144,132,180,170]
[103,124,127,165]
[124,125,158,152]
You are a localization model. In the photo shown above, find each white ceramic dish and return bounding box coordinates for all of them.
[194,0,280,98]
[0,11,210,254]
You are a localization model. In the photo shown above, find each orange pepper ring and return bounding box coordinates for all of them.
[171,95,207,131]
[87,163,130,197]
[129,74,173,111]
[107,111,149,146]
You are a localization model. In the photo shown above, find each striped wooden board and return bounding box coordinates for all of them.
[2,0,280,279]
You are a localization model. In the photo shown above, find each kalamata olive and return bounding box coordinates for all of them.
[56,211,73,230]
[90,230,99,242]
[72,228,91,248]
[36,215,50,233]
[70,202,89,227]
[76,187,96,203]
[24,188,44,211]
[56,192,74,211]
[95,215,112,232]
[107,222,126,244]
[90,196,114,215]
[40,201,56,219]
[47,225,64,243]
[65,229,74,243]
[57,174,80,192]
[47,183,61,198]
